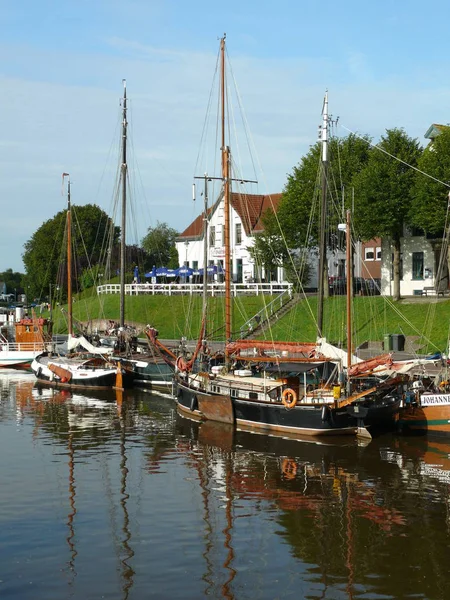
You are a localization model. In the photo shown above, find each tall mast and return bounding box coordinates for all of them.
[346,209,352,369]
[317,91,329,338]
[202,175,209,330]
[221,35,232,351]
[120,79,127,328]
[63,173,73,337]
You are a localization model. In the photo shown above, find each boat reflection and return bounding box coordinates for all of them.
[382,435,450,488]
[175,413,409,599]
[15,382,137,599]
[5,373,450,599]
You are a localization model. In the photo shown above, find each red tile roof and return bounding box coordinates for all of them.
[177,192,282,240]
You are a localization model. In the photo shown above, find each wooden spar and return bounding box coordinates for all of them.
[224,147,231,347]
[347,353,393,377]
[64,174,73,337]
[317,91,328,338]
[226,339,317,355]
[120,79,127,328]
[202,175,209,334]
[226,355,334,363]
[346,209,352,370]
[49,363,72,382]
[221,36,232,354]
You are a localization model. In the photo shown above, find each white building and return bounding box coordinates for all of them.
[175,190,371,289]
[380,228,444,296]
[379,123,450,297]
[176,192,285,283]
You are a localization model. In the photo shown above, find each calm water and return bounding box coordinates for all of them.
[1,372,450,599]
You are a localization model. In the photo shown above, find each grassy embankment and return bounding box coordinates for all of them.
[48,291,450,352]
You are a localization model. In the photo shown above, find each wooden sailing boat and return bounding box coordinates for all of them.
[168,37,363,436]
[0,311,52,369]
[31,174,133,390]
[102,80,175,390]
[148,39,405,437]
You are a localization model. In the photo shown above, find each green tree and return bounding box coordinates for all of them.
[270,133,371,296]
[410,127,450,291]
[352,128,422,300]
[248,209,310,288]
[0,269,25,299]
[278,133,372,252]
[410,127,450,235]
[23,204,119,299]
[248,210,286,281]
[141,222,179,269]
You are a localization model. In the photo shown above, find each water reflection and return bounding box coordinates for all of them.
[175,415,450,600]
[3,373,450,599]
[13,381,138,599]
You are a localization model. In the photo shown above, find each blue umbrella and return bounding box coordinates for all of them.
[145,266,157,278]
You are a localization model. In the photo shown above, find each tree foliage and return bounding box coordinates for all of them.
[0,269,25,297]
[352,128,422,240]
[23,204,119,299]
[352,128,422,299]
[248,209,310,287]
[278,133,372,250]
[410,127,450,235]
[141,221,179,269]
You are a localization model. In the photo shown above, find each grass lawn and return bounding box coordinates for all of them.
[45,291,450,352]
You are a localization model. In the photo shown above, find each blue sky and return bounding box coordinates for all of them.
[1,0,449,272]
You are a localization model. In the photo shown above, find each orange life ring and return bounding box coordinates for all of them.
[282,458,297,480]
[282,388,298,408]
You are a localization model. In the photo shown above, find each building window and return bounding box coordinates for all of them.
[222,225,225,245]
[391,253,403,280]
[410,226,424,236]
[376,247,381,260]
[365,248,375,261]
[236,258,243,283]
[412,252,424,280]
[235,223,242,245]
[209,226,215,247]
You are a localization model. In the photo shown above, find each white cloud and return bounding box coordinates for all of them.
[0,38,448,272]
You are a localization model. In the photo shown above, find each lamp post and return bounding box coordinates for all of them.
[184,241,189,284]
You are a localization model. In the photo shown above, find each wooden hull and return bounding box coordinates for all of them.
[31,356,135,391]
[346,397,402,432]
[120,357,174,389]
[175,377,357,437]
[398,403,450,436]
[0,348,45,369]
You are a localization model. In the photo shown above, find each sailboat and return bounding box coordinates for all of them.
[0,310,52,368]
[96,80,175,390]
[153,37,364,436]
[31,174,134,390]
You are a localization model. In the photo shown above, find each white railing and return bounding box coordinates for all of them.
[0,342,47,352]
[239,289,294,338]
[97,282,293,297]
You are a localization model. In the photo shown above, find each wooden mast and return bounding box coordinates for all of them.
[221,35,232,352]
[317,92,329,338]
[346,209,352,369]
[202,175,209,331]
[120,79,127,328]
[63,173,73,337]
